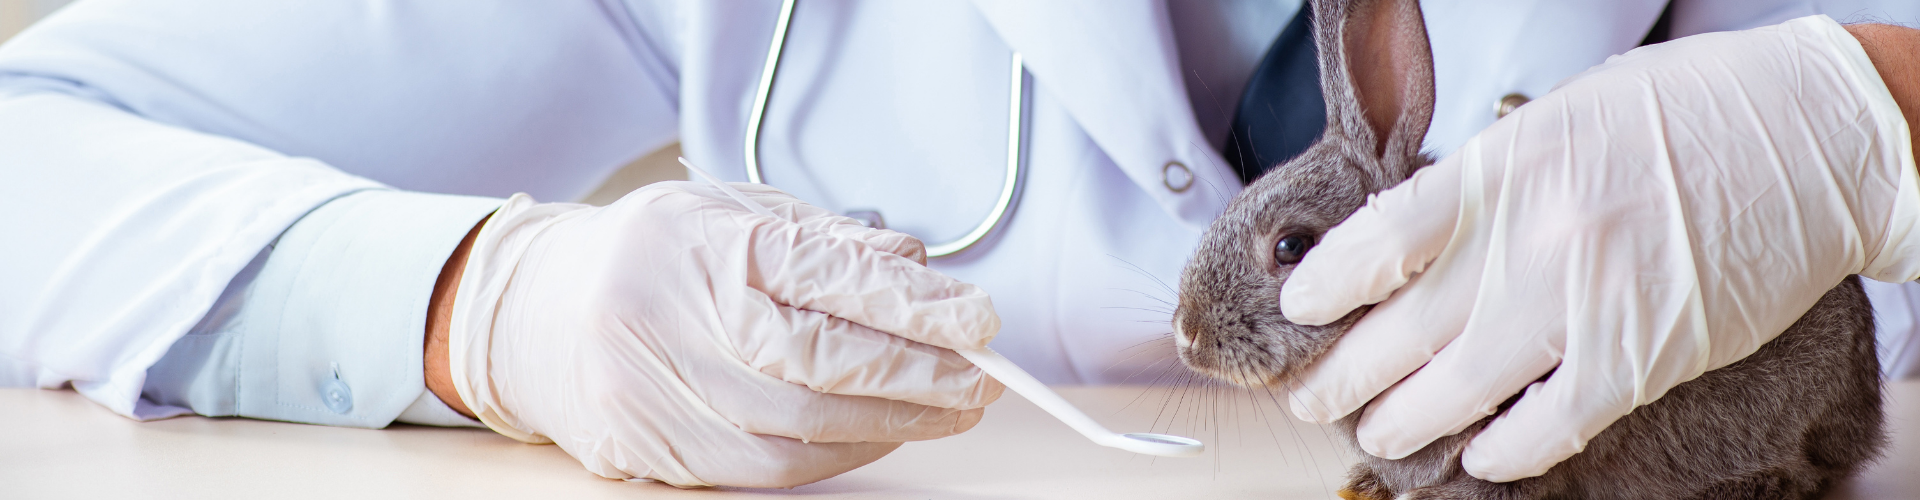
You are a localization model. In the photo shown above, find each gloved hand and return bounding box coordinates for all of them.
[1278,17,1920,482]
[443,181,1005,488]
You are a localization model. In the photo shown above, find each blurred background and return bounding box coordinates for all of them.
[0,0,686,205]
[1,0,68,42]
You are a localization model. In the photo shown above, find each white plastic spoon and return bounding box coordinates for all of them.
[678,157,1205,458]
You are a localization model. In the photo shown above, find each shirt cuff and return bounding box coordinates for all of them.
[226,189,500,428]
[396,388,486,428]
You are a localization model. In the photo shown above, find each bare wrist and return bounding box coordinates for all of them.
[425,216,487,419]
[1847,23,1920,154]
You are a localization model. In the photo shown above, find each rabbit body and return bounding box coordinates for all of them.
[1336,278,1882,499]
[1172,0,1886,498]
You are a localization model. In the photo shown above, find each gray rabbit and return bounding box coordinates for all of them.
[1171,0,1886,498]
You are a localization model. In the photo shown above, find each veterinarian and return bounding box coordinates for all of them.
[3,0,1917,488]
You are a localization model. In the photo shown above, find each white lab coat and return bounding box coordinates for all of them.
[3,0,1918,421]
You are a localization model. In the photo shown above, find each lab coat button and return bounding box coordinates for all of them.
[322,378,353,414]
[1495,93,1531,118]
[1162,161,1194,193]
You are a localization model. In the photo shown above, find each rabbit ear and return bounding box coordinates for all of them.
[1313,0,1436,187]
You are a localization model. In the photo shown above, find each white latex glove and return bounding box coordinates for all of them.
[1279,16,1920,482]
[445,181,1004,488]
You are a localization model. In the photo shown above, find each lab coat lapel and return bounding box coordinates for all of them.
[971,0,1240,230]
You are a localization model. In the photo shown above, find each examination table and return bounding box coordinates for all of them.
[6,382,1917,499]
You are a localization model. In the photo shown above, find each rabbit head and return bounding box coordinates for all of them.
[1175,0,1435,387]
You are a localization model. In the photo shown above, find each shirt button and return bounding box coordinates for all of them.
[1495,93,1531,118]
[1162,161,1194,193]
[322,362,353,414]
[322,379,353,414]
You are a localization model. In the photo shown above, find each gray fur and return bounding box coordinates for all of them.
[1172,1,1886,498]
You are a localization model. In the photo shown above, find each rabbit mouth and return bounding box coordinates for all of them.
[1175,327,1296,389]
[1175,311,1360,390]
[1179,347,1290,389]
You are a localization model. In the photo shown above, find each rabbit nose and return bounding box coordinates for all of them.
[1174,317,1194,349]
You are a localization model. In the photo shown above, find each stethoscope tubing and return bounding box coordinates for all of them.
[743,0,1027,258]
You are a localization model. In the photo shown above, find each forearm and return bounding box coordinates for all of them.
[0,86,385,417]
[426,217,486,419]
[1848,23,1920,154]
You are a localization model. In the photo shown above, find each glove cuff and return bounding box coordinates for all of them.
[1819,15,1920,282]
[446,194,592,443]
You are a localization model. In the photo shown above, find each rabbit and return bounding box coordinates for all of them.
[1171,0,1886,498]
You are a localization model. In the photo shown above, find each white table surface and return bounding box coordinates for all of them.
[6,382,1917,499]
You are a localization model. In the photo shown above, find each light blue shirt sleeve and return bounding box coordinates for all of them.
[141,189,500,428]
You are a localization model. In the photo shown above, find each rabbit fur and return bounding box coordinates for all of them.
[1171,0,1886,498]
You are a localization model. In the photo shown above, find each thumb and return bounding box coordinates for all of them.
[744,213,997,351]
[1281,154,1468,325]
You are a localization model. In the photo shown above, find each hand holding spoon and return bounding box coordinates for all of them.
[679,157,1205,458]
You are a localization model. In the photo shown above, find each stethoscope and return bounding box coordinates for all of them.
[743,0,1028,258]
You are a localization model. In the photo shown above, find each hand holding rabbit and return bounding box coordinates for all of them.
[1281,16,1920,482]
[1176,0,1891,497]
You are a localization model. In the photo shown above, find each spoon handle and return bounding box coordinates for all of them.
[679,157,777,218]
[955,347,1117,443]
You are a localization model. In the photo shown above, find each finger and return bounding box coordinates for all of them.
[1346,246,1568,459]
[671,439,900,488]
[792,216,927,266]
[1280,151,1468,325]
[1349,294,1565,459]
[740,400,988,444]
[664,181,929,264]
[743,215,998,351]
[736,303,1005,410]
[552,320,908,488]
[1460,257,1700,481]
[1285,249,1482,423]
[585,417,906,489]
[698,359,989,444]
[731,183,929,264]
[1461,366,1633,482]
[575,388,902,488]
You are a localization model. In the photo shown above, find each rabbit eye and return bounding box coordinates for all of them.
[1273,234,1316,265]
